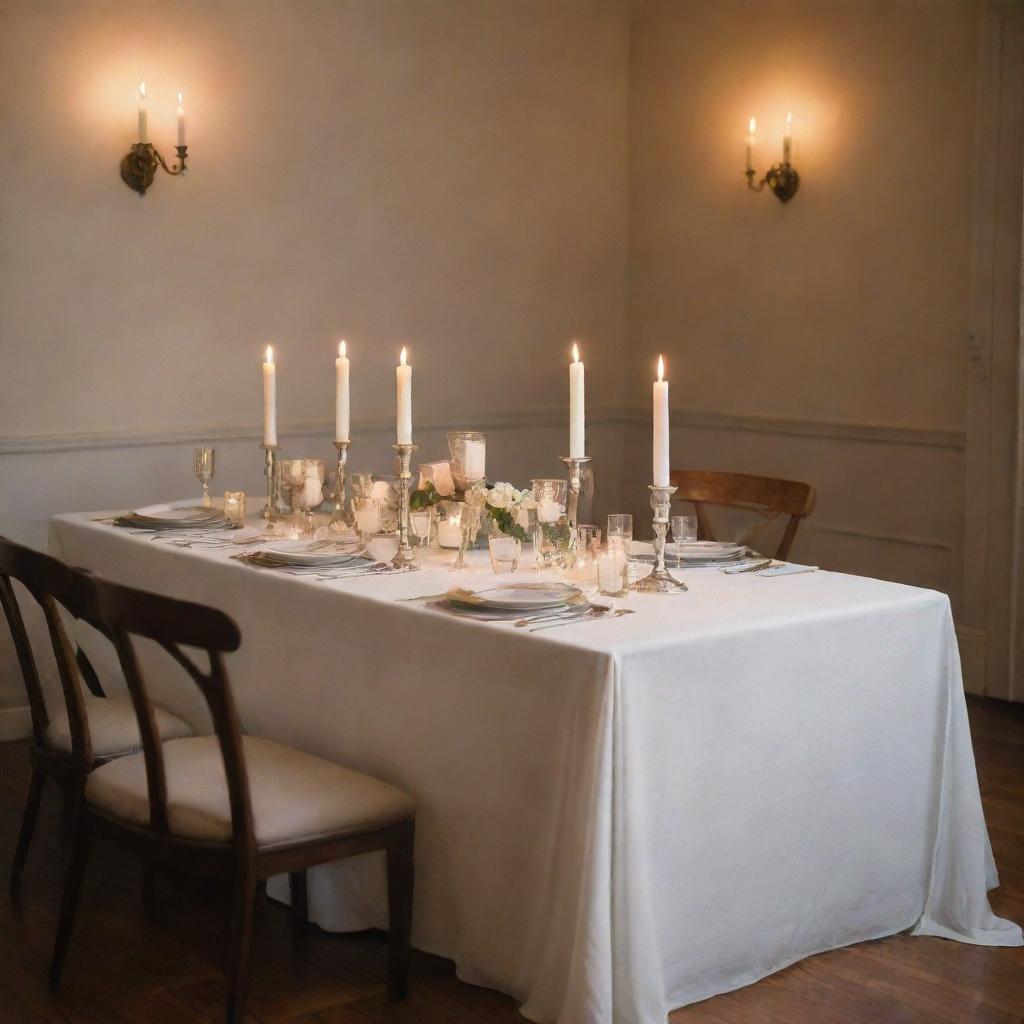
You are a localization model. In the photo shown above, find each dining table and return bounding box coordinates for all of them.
[48,510,1023,1024]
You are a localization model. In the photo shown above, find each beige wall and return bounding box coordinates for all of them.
[1,0,1010,718]
[627,0,981,657]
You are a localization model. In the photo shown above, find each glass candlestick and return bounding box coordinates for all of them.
[630,484,688,593]
[259,444,279,522]
[559,455,591,529]
[332,440,351,523]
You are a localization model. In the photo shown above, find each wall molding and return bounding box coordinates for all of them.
[0,405,965,456]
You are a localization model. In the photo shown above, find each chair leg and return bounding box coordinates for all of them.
[385,821,415,1001]
[142,862,157,918]
[225,872,257,1024]
[288,870,307,934]
[48,816,92,991]
[9,767,46,906]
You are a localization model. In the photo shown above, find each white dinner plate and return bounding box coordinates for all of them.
[133,503,224,523]
[450,582,582,611]
[259,540,366,565]
[677,541,744,560]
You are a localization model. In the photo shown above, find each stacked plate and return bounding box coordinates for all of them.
[441,582,585,620]
[114,503,230,531]
[243,539,369,571]
[629,540,750,567]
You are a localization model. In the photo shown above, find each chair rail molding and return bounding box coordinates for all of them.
[963,1,1024,700]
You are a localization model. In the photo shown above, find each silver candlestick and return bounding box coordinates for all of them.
[392,443,420,571]
[559,455,591,529]
[259,443,279,522]
[332,440,351,523]
[630,484,687,593]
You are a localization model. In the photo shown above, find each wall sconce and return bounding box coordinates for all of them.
[744,112,799,203]
[120,82,189,196]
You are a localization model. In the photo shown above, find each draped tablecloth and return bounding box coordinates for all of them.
[49,512,1022,1024]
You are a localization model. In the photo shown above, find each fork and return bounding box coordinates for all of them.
[529,608,633,632]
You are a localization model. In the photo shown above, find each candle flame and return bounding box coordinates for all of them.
[265,345,273,364]
[748,116,756,135]
[657,355,665,382]
[400,347,407,366]
[786,110,792,130]
[572,342,580,364]
[139,81,146,98]
[339,339,346,358]
[177,90,183,106]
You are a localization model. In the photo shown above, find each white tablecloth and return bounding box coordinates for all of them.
[49,512,1022,1024]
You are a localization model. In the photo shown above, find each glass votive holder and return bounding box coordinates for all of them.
[488,535,521,573]
[436,500,465,549]
[598,548,628,597]
[366,532,400,564]
[532,479,568,525]
[409,508,434,548]
[606,514,633,547]
[223,491,246,524]
[353,496,380,539]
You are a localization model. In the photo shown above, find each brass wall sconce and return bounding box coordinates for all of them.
[744,112,799,203]
[120,83,189,196]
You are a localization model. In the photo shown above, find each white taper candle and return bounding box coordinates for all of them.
[335,340,350,442]
[396,347,412,445]
[262,345,277,446]
[176,91,186,147]
[569,342,585,458]
[138,82,148,144]
[652,355,670,487]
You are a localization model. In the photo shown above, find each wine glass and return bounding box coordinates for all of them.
[279,458,325,536]
[671,514,698,567]
[193,448,215,507]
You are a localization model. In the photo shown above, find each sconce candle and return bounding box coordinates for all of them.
[745,116,756,173]
[783,111,793,164]
[138,82,148,143]
[569,342,585,458]
[262,345,277,447]
[335,340,350,443]
[744,111,800,202]
[176,91,186,147]
[396,347,412,445]
[652,355,670,488]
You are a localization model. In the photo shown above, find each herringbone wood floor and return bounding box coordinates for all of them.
[0,697,1021,1023]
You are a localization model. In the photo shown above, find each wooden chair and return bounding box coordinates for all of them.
[43,567,416,1023]
[0,537,192,905]
[669,470,817,560]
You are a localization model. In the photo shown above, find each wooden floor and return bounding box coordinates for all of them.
[0,697,1021,1024]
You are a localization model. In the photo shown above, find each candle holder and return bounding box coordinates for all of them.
[120,143,188,196]
[332,440,351,523]
[630,484,688,594]
[745,160,800,203]
[392,443,420,572]
[559,456,591,529]
[259,444,279,522]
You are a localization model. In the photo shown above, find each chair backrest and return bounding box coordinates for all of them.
[0,537,78,753]
[48,568,251,852]
[669,469,817,560]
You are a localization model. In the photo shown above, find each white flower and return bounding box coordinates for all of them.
[487,481,523,509]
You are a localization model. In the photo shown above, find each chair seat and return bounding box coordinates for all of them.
[85,735,415,847]
[45,695,192,759]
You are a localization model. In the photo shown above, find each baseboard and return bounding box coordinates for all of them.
[0,705,31,742]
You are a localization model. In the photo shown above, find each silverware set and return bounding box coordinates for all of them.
[518,605,635,631]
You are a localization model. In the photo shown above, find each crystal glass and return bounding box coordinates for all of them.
[436,500,464,548]
[577,524,601,554]
[223,491,246,524]
[671,514,698,567]
[193,447,215,507]
[279,458,325,536]
[488,535,521,573]
[597,548,628,597]
[562,544,599,596]
[448,431,487,491]
[353,495,381,539]
[532,479,568,524]
[409,508,434,548]
[531,479,572,570]
[606,513,633,547]
[372,476,400,532]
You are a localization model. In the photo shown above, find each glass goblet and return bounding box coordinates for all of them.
[671,514,698,568]
[409,508,433,549]
[279,458,325,536]
[193,447,215,507]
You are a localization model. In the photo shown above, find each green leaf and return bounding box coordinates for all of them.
[409,481,441,510]
[488,507,529,543]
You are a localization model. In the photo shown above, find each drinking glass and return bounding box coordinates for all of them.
[597,548,628,597]
[223,491,246,524]
[353,496,381,539]
[488,535,521,573]
[193,448,215,507]
[671,514,698,567]
[577,524,601,554]
[606,513,633,547]
[409,509,434,548]
[279,458,325,536]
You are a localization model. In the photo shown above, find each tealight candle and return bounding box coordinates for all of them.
[223,491,246,523]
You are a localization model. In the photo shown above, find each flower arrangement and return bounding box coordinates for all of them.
[410,477,533,543]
